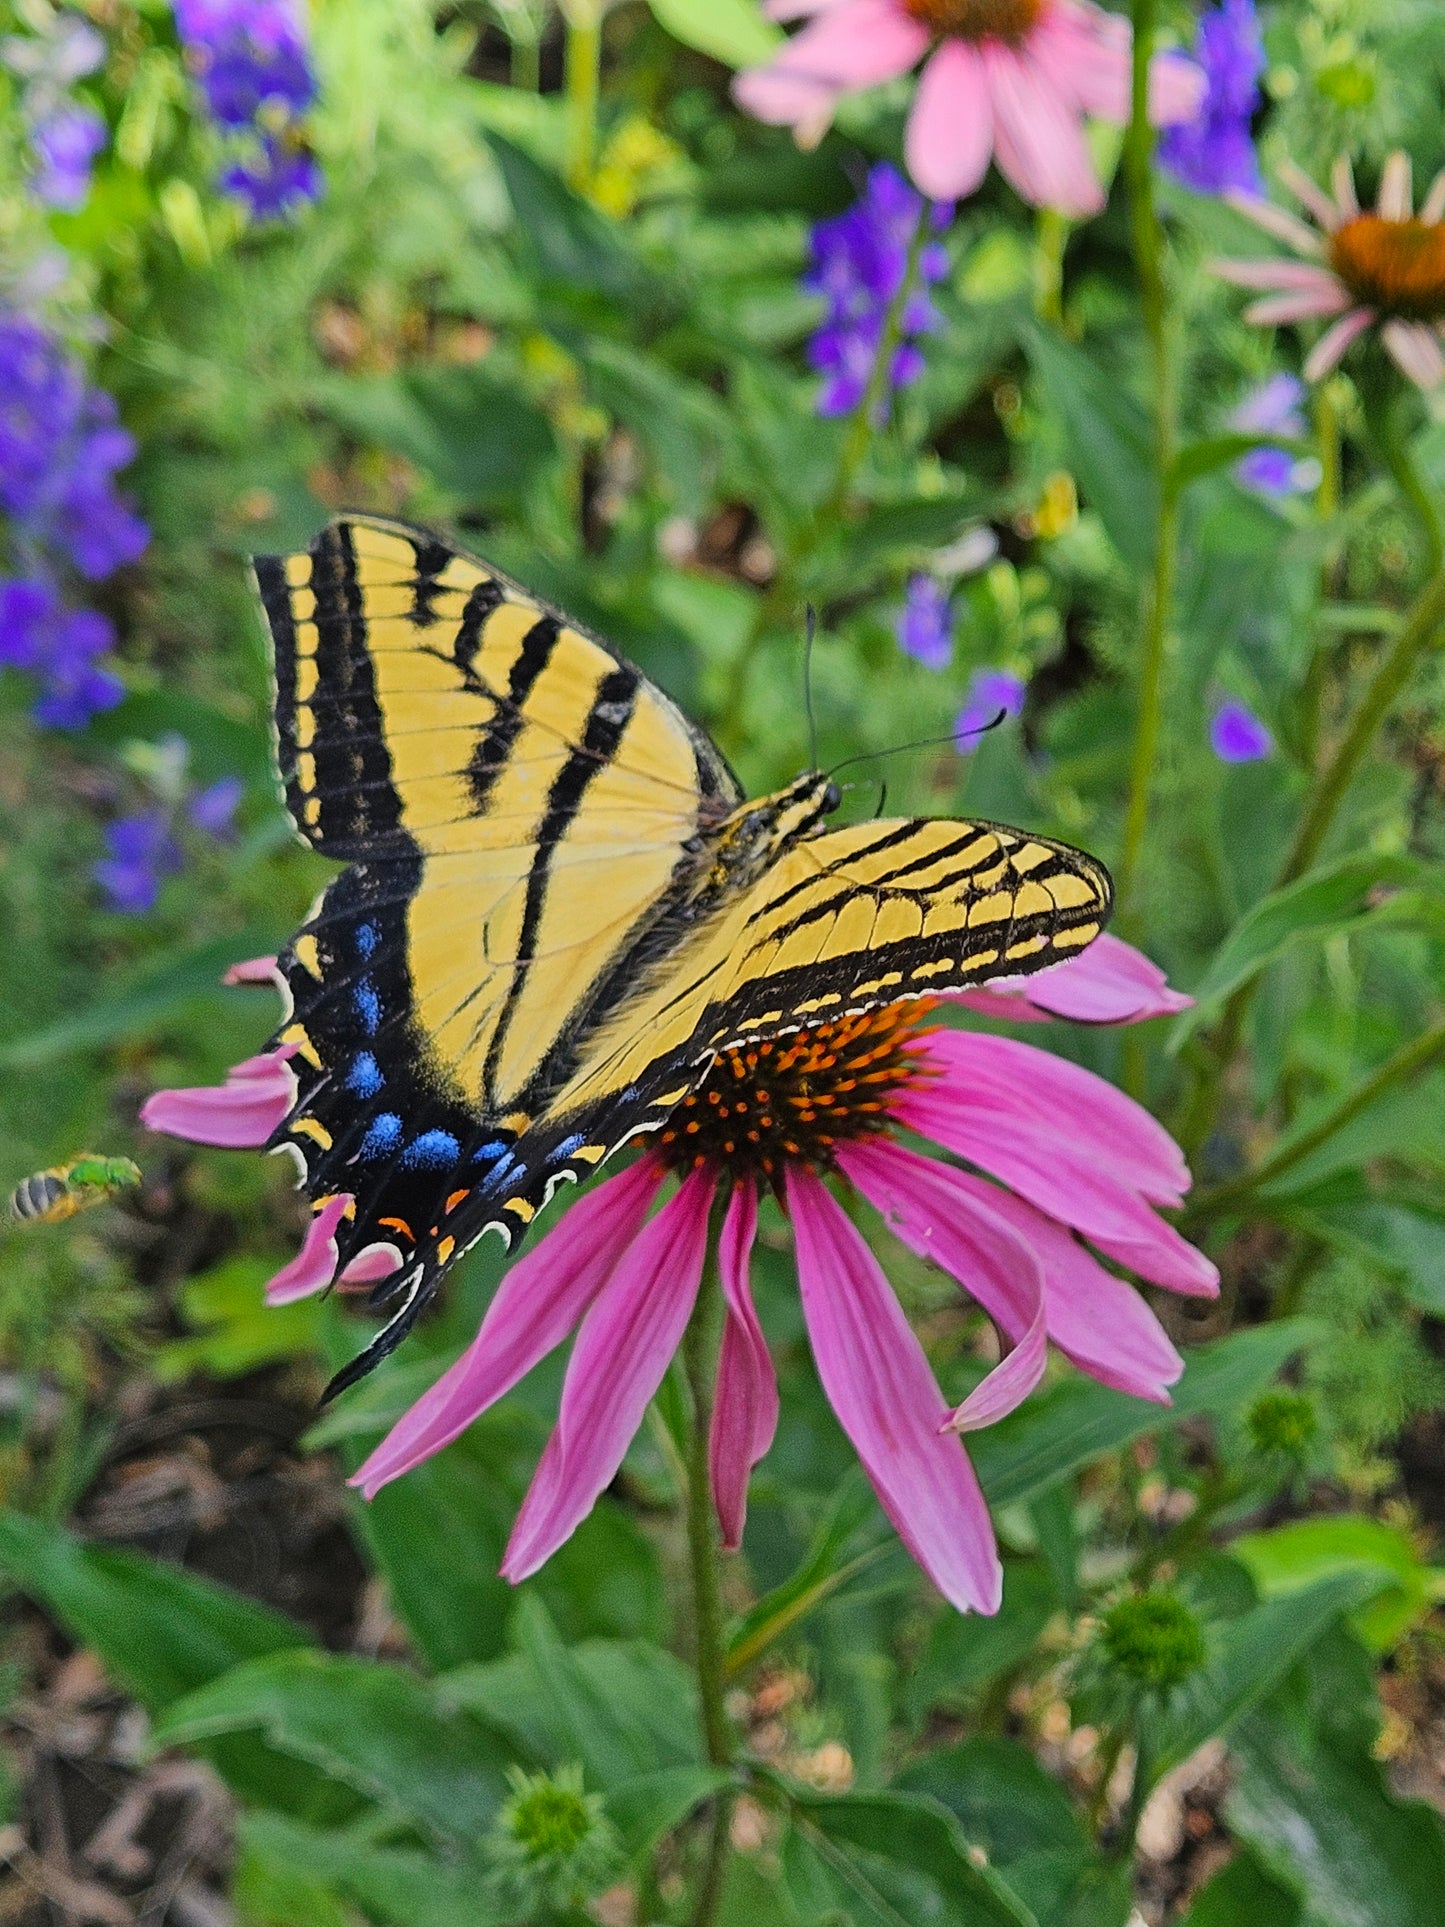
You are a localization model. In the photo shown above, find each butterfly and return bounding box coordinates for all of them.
[254,515,1112,1395]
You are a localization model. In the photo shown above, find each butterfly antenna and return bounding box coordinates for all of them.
[873,779,888,820]
[826,708,1009,779]
[803,604,819,771]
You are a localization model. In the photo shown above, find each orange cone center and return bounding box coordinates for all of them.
[1329,214,1445,322]
[902,0,1044,42]
[656,1001,939,1183]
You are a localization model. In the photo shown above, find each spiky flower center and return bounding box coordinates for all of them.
[1329,214,1445,321]
[901,0,1043,41]
[658,1002,937,1182]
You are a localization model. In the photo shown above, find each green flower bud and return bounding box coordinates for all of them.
[1246,1389,1317,1460]
[1099,1589,1207,1692]
[483,1764,620,1920]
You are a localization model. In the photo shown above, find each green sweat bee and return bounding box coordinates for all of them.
[9,1155,142,1226]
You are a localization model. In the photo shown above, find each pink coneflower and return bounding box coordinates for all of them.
[734,0,1204,217]
[1215,151,1445,389]
[142,936,1215,1617]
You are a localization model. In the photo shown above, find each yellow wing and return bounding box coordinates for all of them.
[543,815,1111,1122]
[252,515,742,1389]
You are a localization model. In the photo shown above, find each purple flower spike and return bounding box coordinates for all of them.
[30,103,107,210]
[93,810,185,914]
[805,163,950,420]
[896,575,952,670]
[173,0,321,220]
[1230,375,1312,498]
[0,576,124,729]
[956,669,1026,751]
[1159,0,1263,198]
[1210,700,1273,762]
[189,775,245,838]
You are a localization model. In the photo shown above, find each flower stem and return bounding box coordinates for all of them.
[1117,0,1178,948]
[1189,1015,1445,1222]
[1034,208,1069,327]
[682,1257,735,1927]
[1279,560,1445,886]
[562,0,602,194]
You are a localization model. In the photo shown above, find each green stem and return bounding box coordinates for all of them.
[1375,392,1444,579]
[1279,561,1445,886]
[1034,207,1069,327]
[1189,1016,1445,1222]
[1116,0,1177,940]
[683,1258,735,1927]
[563,0,602,194]
[1298,380,1343,768]
[511,30,541,93]
[717,215,931,750]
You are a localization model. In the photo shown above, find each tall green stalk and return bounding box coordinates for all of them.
[563,0,602,194]
[1117,0,1178,941]
[682,1260,735,1927]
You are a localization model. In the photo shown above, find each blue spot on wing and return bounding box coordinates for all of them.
[360,1113,402,1158]
[471,1140,508,1163]
[553,1134,585,1159]
[354,980,381,1035]
[401,1130,460,1170]
[346,1051,384,1098]
[480,1150,516,1191]
[355,922,379,958]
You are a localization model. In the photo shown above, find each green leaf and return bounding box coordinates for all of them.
[316,365,555,506]
[153,1650,512,1842]
[1302,1201,1445,1314]
[905,1560,1058,1727]
[1231,1516,1445,1653]
[1145,1569,1385,1779]
[488,135,654,306]
[893,1738,1086,1925]
[582,338,730,514]
[1021,321,1157,572]
[970,1320,1321,1509]
[511,1595,700,1790]
[726,1469,886,1676]
[0,927,287,1066]
[1170,853,1423,1047]
[238,1813,500,1927]
[784,1787,1039,1927]
[442,1636,700,1785]
[155,1254,322,1383]
[0,1511,310,1710]
[646,0,781,66]
[1179,1851,1305,1927]
[1229,1693,1445,1927]
[606,1764,733,1863]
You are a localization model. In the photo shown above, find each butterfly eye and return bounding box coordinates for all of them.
[822,781,842,814]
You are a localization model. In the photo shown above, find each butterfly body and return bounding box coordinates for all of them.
[253,516,1112,1394]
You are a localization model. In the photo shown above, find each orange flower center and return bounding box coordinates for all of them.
[901,0,1043,42]
[657,1001,938,1183]
[1329,214,1445,322]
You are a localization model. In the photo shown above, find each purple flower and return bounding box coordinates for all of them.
[189,775,244,838]
[1210,700,1273,762]
[93,810,185,914]
[3,13,108,210]
[173,0,321,219]
[219,134,320,219]
[0,575,124,728]
[956,669,1025,750]
[1229,374,1312,498]
[30,103,107,210]
[896,575,951,670]
[806,163,950,419]
[0,316,149,578]
[1159,0,1263,198]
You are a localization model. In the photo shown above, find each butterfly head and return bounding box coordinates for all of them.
[773,770,842,844]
